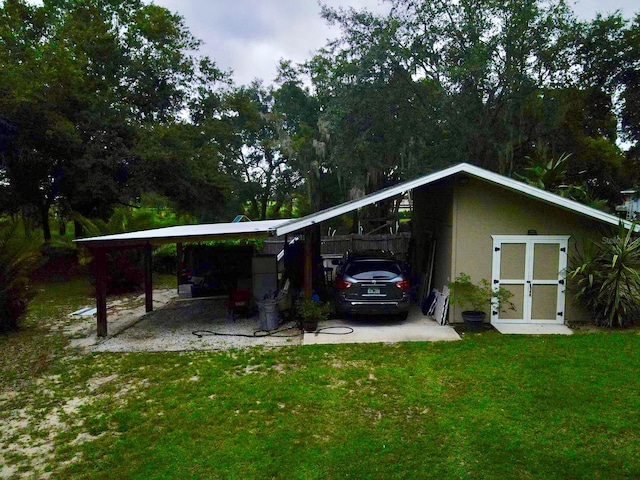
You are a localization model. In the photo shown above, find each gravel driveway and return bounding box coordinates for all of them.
[93,297,302,352]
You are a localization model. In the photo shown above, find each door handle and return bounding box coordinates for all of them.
[527,280,532,297]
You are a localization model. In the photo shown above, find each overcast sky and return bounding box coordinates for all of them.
[152,0,638,86]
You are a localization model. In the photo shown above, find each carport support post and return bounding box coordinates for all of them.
[94,248,108,337]
[303,227,313,299]
[176,242,183,294]
[144,242,153,313]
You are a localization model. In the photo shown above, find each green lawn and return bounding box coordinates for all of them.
[1,278,639,479]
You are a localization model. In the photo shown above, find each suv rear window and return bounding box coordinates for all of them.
[344,260,402,279]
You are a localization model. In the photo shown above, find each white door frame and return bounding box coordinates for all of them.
[491,235,569,325]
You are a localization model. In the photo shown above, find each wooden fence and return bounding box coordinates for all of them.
[262,233,411,260]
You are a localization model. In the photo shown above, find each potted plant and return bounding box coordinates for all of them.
[448,273,514,330]
[298,298,331,332]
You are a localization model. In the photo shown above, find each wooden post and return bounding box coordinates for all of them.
[176,242,183,294]
[303,228,313,299]
[95,248,108,337]
[144,242,153,313]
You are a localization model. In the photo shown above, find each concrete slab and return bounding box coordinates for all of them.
[303,307,461,345]
[493,324,573,335]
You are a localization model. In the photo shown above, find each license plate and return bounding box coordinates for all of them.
[367,287,380,294]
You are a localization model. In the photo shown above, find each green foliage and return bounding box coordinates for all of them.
[224,81,304,220]
[568,223,640,327]
[0,221,41,331]
[515,153,572,191]
[133,122,231,223]
[191,238,264,249]
[0,0,229,240]
[514,153,611,209]
[579,12,640,144]
[76,204,194,291]
[0,0,638,243]
[448,273,515,314]
[313,0,580,176]
[297,299,331,322]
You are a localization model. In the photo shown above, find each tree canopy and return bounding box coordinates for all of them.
[0,0,638,241]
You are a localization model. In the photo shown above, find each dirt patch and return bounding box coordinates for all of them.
[66,288,179,352]
[87,374,119,392]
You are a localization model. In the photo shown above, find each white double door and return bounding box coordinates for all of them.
[491,236,569,324]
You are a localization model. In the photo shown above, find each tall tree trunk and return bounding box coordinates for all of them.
[21,209,32,237]
[74,220,84,239]
[260,196,268,220]
[40,204,51,243]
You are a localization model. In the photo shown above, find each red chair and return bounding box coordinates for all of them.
[225,289,251,321]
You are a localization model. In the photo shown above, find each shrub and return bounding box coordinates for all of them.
[297,298,332,322]
[568,223,640,327]
[0,221,41,331]
[448,273,514,314]
[153,243,177,274]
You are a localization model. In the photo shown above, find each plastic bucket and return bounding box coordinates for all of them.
[257,299,279,331]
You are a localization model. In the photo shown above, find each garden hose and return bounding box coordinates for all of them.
[192,323,354,339]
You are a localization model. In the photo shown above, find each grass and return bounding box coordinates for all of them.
[1,276,639,479]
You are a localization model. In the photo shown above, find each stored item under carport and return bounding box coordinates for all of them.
[257,298,279,331]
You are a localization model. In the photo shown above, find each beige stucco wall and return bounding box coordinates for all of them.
[449,177,606,323]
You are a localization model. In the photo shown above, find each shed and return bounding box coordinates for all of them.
[270,163,632,326]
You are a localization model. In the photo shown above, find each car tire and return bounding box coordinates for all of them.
[397,311,409,321]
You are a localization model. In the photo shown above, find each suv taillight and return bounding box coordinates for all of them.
[336,278,352,290]
[395,280,410,291]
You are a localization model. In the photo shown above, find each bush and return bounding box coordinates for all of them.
[153,243,177,274]
[448,273,514,314]
[568,223,640,327]
[0,221,41,331]
[31,243,82,282]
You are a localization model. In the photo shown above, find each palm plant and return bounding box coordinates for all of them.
[568,222,640,327]
[515,153,570,191]
[515,153,608,210]
[0,221,41,331]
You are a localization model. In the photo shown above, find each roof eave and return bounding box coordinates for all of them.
[75,231,275,248]
[273,162,634,236]
[274,163,468,236]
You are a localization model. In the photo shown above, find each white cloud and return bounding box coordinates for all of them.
[151,0,638,85]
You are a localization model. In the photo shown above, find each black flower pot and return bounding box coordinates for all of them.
[302,318,319,332]
[461,311,486,332]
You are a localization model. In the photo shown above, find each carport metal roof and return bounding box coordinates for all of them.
[75,219,292,248]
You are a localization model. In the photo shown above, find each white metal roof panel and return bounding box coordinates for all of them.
[75,219,291,246]
[274,163,632,236]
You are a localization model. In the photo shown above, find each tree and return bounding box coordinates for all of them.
[578,13,640,144]
[272,62,339,214]
[313,0,580,177]
[577,13,640,194]
[225,82,302,220]
[0,220,41,331]
[0,0,228,240]
[526,86,625,206]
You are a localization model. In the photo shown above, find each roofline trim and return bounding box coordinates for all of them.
[274,163,634,236]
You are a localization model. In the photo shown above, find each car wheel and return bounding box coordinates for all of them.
[397,311,409,321]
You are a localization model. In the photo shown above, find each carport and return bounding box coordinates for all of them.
[76,220,302,337]
[75,167,461,338]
